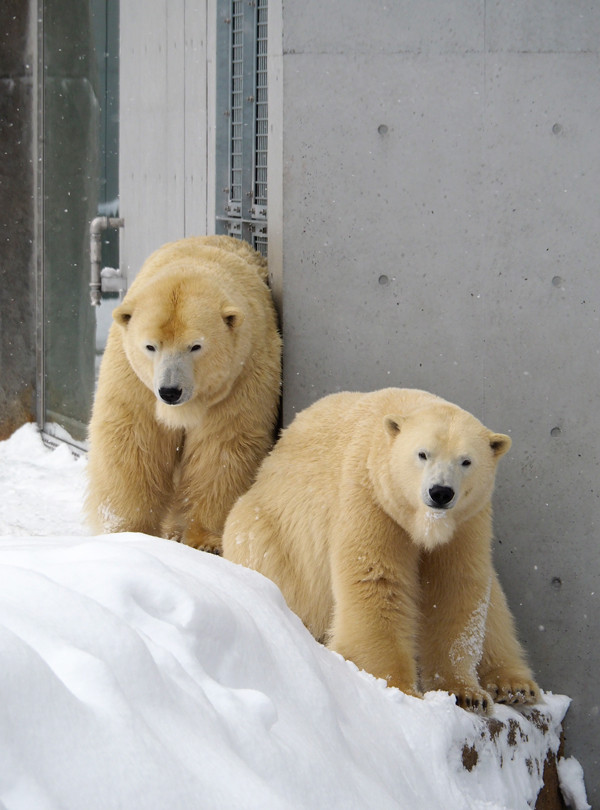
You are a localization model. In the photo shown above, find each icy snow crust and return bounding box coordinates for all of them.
[0,425,583,810]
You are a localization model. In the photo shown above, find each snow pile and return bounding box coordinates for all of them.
[0,424,590,810]
[0,425,88,537]
[558,758,592,810]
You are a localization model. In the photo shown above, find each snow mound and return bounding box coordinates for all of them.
[0,534,568,810]
[0,424,590,809]
[0,424,88,537]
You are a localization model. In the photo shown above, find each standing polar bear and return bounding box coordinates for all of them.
[86,235,281,551]
[223,388,539,712]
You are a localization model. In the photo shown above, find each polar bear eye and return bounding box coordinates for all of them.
[145,344,156,352]
[190,344,202,353]
[418,451,428,461]
[461,458,472,467]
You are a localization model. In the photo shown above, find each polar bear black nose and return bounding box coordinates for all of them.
[159,386,183,405]
[429,484,455,507]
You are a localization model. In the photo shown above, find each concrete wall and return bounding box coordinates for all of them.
[269,0,600,800]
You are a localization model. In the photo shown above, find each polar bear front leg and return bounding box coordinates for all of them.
[478,572,540,706]
[328,509,422,696]
[86,418,179,536]
[419,515,495,713]
[171,430,267,554]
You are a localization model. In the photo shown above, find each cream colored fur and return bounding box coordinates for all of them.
[86,235,281,551]
[222,388,539,712]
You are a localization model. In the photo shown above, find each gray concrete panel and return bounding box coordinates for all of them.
[275,2,600,799]
[482,53,600,788]
[280,51,489,418]
[486,0,600,53]
[282,0,484,55]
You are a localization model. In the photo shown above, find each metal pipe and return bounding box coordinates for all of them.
[89,216,124,306]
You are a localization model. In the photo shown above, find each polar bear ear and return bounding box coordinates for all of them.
[222,305,244,329]
[113,303,133,327]
[384,414,405,437]
[489,432,512,458]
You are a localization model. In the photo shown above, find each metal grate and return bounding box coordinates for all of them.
[229,1,244,210]
[253,233,268,257]
[216,0,268,254]
[253,0,268,216]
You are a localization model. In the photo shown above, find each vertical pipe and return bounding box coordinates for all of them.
[89,216,125,306]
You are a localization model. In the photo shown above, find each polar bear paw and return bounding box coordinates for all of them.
[450,685,493,715]
[482,669,540,706]
[182,527,223,554]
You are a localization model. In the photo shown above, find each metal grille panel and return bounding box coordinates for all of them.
[253,0,268,214]
[216,0,268,252]
[229,1,244,207]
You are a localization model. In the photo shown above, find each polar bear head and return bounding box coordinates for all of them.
[113,267,248,429]
[379,403,511,549]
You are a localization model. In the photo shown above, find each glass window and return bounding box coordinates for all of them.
[37,0,119,446]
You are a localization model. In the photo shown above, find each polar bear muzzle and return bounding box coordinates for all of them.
[153,351,195,406]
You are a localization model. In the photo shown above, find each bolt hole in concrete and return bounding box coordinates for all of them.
[377,124,388,135]
[552,122,562,134]
[552,276,565,288]
[551,577,562,590]
[378,274,389,286]
[550,427,561,438]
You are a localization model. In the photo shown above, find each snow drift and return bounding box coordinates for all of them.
[0,425,590,809]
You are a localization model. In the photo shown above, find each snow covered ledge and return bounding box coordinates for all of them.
[0,532,589,810]
[458,701,570,810]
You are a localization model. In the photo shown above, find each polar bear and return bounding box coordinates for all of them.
[86,235,281,551]
[223,388,539,712]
